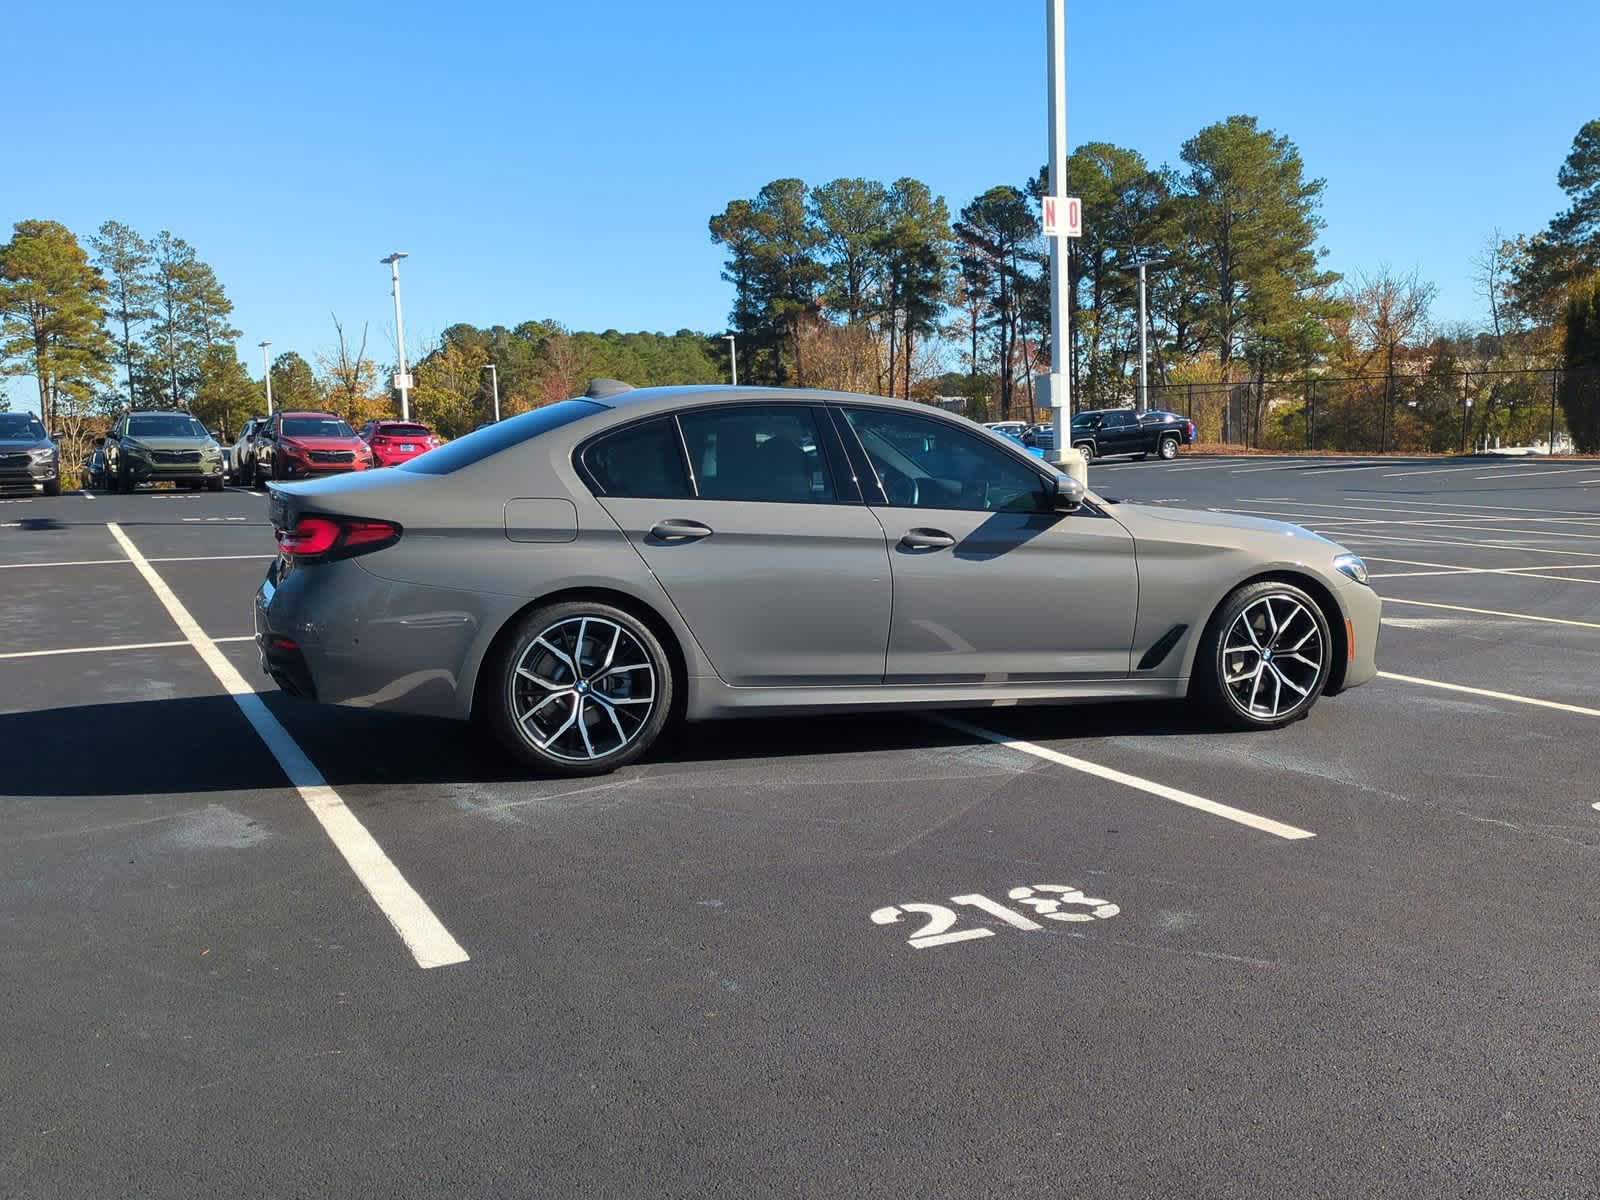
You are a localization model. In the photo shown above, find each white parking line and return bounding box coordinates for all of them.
[0,636,253,661]
[931,714,1315,840]
[79,491,95,500]
[1379,671,1600,718]
[1379,463,1499,479]
[1381,597,1600,630]
[0,554,273,570]
[1472,466,1600,480]
[105,522,468,971]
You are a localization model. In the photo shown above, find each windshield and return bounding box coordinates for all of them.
[282,417,354,439]
[379,424,431,437]
[402,399,604,475]
[0,413,48,441]
[128,414,208,439]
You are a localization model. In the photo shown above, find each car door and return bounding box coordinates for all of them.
[1099,410,1136,455]
[581,403,893,686]
[837,404,1138,682]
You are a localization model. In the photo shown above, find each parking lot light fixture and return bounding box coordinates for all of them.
[381,252,411,421]
[723,335,738,386]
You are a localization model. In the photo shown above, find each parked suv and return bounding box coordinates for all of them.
[233,416,269,486]
[1070,407,1196,462]
[104,411,225,492]
[254,411,374,481]
[0,412,61,495]
[357,419,440,467]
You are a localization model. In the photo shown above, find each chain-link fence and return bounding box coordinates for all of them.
[1144,368,1600,454]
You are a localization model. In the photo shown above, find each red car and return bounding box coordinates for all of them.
[358,419,441,467]
[255,411,375,481]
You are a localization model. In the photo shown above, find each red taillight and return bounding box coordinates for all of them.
[277,516,340,556]
[342,520,399,548]
[276,515,401,560]
[371,436,389,445]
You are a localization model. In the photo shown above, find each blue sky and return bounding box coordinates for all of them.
[3,0,1595,411]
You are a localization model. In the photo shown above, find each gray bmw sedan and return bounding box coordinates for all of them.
[256,382,1379,776]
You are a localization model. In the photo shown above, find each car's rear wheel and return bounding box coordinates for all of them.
[1073,440,1096,463]
[1194,581,1331,730]
[488,601,673,777]
[1158,434,1180,460]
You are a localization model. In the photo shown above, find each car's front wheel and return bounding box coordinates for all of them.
[1193,581,1331,729]
[487,601,674,777]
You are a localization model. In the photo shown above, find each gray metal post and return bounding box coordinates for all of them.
[724,334,738,386]
[382,252,411,421]
[259,340,273,413]
[1550,368,1559,454]
[1136,262,1148,413]
[482,363,500,423]
[1042,0,1085,483]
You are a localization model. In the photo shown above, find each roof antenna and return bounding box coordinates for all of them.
[584,378,634,400]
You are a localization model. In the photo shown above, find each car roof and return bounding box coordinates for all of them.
[126,410,198,418]
[585,383,1012,424]
[277,410,341,419]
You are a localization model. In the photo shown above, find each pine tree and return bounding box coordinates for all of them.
[0,220,113,429]
[89,221,156,408]
[1559,275,1600,452]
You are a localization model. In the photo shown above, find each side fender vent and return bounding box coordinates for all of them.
[1137,624,1188,671]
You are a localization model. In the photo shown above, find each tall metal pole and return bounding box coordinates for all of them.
[1136,262,1148,413]
[382,253,411,421]
[724,335,738,386]
[1043,0,1084,483]
[259,341,273,413]
[482,364,500,423]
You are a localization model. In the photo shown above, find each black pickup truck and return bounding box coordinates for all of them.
[1069,408,1197,462]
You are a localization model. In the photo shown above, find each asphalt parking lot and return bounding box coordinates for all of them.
[5,457,1600,1198]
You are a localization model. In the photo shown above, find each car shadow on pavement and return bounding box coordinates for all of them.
[0,694,1210,799]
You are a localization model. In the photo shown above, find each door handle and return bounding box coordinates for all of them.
[899,528,956,550]
[649,519,713,542]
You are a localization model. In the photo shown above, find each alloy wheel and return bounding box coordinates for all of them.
[1221,594,1325,720]
[510,616,658,762]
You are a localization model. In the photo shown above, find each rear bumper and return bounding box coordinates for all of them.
[254,557,514,720]
[370,447,429,467]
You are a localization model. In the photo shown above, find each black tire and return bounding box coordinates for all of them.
[1192,580,1332,730]
[239,457,254,487]
[1073,440,1097,463]
[1158,434,1180,460]
[44,477,62,497]
[116,457,132,494]
[487,600,674,777]
[206,476,224,493]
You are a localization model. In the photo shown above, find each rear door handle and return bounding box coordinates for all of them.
[899,528,956,550]
[649,519,713,542]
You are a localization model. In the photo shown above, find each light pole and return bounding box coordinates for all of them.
[259,341,273,413]
[1136,263,1149,413]
[1040,0,1085,484]
[381,252,411,421]
[481,363,500,423]
[723,334,738,386]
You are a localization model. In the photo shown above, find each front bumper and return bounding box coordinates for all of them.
[1331,575,1381,692]
[272,458,372,479]
[124,455,222,483]
[0,462,57,490]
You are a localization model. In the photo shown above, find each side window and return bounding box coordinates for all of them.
[677,406,835,504]
[1103,411,1132,429]
[842,408,1048,513]
[582,417,692,499]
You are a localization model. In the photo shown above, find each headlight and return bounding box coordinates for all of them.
[1333,553,1369,585]
[28,447,56,463]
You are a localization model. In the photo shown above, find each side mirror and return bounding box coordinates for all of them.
[50,432,62,441]
[1051,474,1086,513]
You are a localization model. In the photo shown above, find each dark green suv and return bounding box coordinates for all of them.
[104,411,226,492]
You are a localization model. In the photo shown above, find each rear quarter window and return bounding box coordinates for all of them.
[401,399,604,475]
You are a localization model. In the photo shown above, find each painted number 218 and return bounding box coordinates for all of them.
[871,884,1120,950]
